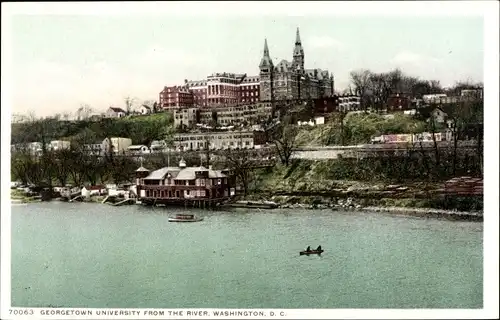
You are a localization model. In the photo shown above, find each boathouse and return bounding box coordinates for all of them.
[135,159,231,207]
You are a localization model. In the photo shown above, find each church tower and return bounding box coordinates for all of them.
[259,39,274,102]
[292,27,305,73]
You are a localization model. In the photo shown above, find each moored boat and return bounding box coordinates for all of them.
[168,213,204,222]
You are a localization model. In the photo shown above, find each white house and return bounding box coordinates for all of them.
[81,185,107,198]
[404,109,417,115]
[27,142,43,156]
[110,137,133,154]
[150,140,167,153]
[314,116,325,125]
[106,107,127,118]
[139,105,152,115]
[430,108,448,124]
[298,116,325,127]
[127,145,150,155]
[49,140,71,151]
[423,94,447,103]
[83,143,105,156]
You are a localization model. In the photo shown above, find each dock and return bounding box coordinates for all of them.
[221,201,279,209]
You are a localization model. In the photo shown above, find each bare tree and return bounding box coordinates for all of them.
[427,111,441,170]
[220,147,254,196]
[142,100,156,108]
[124,96,136,115]
[368,73,390,112]
[446,99,483,175]
[271,116,299,166]
[349,69,372,111]
[52,149,74,187]
[62,111,72,121]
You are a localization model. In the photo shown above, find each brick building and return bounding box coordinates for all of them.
[159,85,194,109]
[158,28,335,110]
[239,75,261,104]
[173,103,273,128]
[387,93,410,111]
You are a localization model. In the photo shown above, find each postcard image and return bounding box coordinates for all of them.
[1,1,499,320]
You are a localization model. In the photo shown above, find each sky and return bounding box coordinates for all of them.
[5,2,485,117]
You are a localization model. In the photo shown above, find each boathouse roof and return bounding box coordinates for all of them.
[135,166,150,172]
[208,169,227,178]
[174,166,208,180]
[143,166,227,181]
[144,167,181,180]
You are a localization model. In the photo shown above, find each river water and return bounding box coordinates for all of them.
[11,202,483,309]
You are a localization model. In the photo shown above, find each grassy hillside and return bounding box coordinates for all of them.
[11,112,174,145]
[295,112,429,147]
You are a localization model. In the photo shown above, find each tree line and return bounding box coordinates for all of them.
[11,111,173,146]
[348,68,482,111]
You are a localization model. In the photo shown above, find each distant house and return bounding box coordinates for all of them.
[127,145,150,155]
[81,185,107,198]
[139,105,152,115]
[404,109,417,115]
[430,107,448,124]
[49,140,71,151]
[423,94,447,104]
[106,107,127,118]
[150,140,167,153]
[28,142,43,156]
[83,138,112,156]
[110,137,133,154]
[387,94,410,111]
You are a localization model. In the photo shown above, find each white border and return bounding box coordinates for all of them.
[1,1,498,319]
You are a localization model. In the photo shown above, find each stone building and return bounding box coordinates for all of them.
[198,103,272,126]
[173,108,200,128]
[338,95,361,111]
[259,28,335,103]
[173,103,273,128]
[173,130,266,151]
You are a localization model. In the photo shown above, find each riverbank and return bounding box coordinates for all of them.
[10,187,482,221]
[248,161,483,212]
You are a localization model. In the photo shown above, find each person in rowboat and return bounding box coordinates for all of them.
[306,246,311,252]
[316,245,322,251]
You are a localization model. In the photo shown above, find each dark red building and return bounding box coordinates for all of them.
[135,160,231,207]
[387,93,411,111]
[159,86,194,109]
[312,96,340,115]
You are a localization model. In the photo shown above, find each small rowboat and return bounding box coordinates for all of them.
[300,250,324,255]
[168,214,204,222]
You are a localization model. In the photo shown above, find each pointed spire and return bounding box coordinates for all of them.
[264,38,269,57]
[295,27,301,44]
[259,38,273,69]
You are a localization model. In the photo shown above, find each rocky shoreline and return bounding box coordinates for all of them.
[239,194,483,222]
[10,191,482,222]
